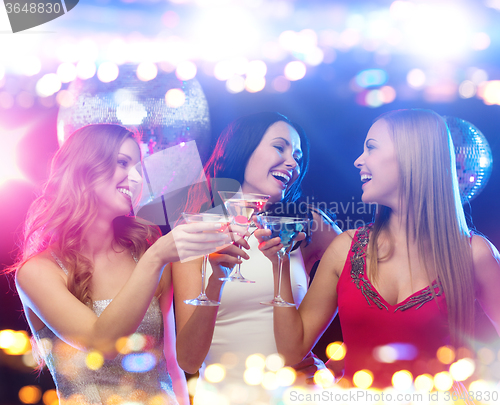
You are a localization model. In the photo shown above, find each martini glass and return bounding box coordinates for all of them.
[218,191,270,283]
[182,212,231,306]
[254,216,308,307]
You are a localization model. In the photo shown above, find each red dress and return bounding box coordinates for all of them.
[337,225,450,387]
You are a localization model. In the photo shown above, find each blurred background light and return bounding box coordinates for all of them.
[137,62,158,81]
[18,386,42,404]
[122,352,157,373]
[414,374,434,392]
[176,61,197,81]
[165,88,186,108]
[204,363,226,383]
[352,369,374,389]
[284,61,306,81]
[97,62,119,83]
[391,370,413,390]
[76,60,97,80]
[326,341,346,361]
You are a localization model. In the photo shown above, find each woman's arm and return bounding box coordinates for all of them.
[173,242,249,374]
[257,230,352,365]
[16,222,231,359]
[472,234,500,335]
[158,264,190,405]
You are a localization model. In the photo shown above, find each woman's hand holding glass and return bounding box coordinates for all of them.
[208,236,251,281]
[151,221,233,266]
[254,228,306,264]
[254,218,307,307]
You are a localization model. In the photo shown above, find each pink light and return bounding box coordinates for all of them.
[0,126,29,186]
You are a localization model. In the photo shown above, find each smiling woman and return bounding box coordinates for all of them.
[172,112,341,403]
[4,123,232,405]
[258,109,500,390]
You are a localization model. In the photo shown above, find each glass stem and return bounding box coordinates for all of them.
[233,258,242,276]
[275,251,284,300]
[200,255,208,298]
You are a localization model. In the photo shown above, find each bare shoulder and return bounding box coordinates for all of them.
[318,229,355,277]
[16,251,66,292]
[471,234,500,278]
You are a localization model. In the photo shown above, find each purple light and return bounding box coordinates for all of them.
[122,353,157,373]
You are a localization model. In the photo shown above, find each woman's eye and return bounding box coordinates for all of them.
[118,160,128,167]
[274,145,284,152]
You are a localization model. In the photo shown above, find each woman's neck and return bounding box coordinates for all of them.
[81,218,116,258]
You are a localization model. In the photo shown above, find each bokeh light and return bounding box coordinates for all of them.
[313,368,335,387]
[0,330,31,355]
[42,389,58,405]
[275,367,296,386]
[36,74,62,97]
[326,341,346,361]
[436,346,455,364]
[245,76,265,93]
[434,371,454,391]
[226,75,245,93]
[122,353,157,373]
[204,363,226,383]
[284,61,306,81]
[85,351,104,370]
[407,68,426,88]
[18,386,42,404]
[353,369,374,389]
[243,367,264,385]
[57,63,77,83]
[481,81,500,105]
[261,371,278,390]
[355,69,388,88]
[477,347,495,365]
[176,61,197,81]
[265,353,285,371]
[137,62,158,81]
[97,62,119,83]
[414,374,434,392]
[449,358,475,381]
[165,88,186,108]
[391,370,413,390]
[76,60,96,80]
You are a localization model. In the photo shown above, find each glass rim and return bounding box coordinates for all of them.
[217,191,271,200]
[256,215,309,223]
[181,212,230,219]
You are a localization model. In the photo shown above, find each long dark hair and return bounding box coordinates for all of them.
[183,112,310,215]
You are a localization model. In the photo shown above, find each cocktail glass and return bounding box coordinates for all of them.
[254,216,308,307]
[217,191,270,283]
[181,212,231,306]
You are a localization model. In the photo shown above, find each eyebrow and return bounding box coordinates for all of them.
[273,137,303,157]
[118,153,133,161]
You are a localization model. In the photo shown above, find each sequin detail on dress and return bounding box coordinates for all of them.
[350,225,388,310]
[36,252,178,405]
[350,225,442,312]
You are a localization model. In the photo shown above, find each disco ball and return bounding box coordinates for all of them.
[56,64,211,159]
[446,117,493,203]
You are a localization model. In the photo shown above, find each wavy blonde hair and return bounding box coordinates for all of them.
[368,109,474,348]
[9,124,161,307]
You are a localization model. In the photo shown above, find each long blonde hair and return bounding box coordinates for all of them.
[368,109,474,348]
[8,124,161,307]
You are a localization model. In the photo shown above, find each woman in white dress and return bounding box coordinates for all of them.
[173,112,341,404]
